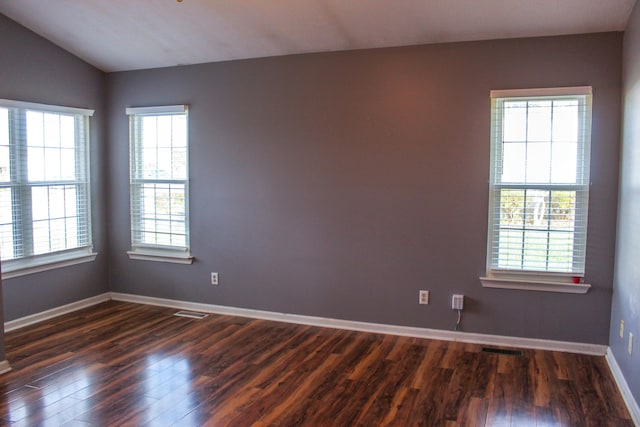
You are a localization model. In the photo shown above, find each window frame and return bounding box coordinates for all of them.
[480,87,593,294]
[126,105,193,264]
[0,99,96,279]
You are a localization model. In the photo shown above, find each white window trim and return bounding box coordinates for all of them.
[482,86,592,294]
[126,105,187,116]
[0,99,94,117]
[126,246,193,264]
[2,247,97,280]
[480,277,591,294]
[127,104,192,263]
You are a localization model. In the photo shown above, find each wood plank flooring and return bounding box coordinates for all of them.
[0,301,632,426]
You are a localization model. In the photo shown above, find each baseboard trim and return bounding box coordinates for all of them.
[606,348,640,425]
[4,293,111,333]
[0,360,11,375]
[110,292,608,356]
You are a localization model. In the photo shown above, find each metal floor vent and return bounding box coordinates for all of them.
[174,310,208,319]
[481,347,522,356]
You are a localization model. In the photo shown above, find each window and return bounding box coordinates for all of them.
[127,105,192,264]
[482,87,592,292]
[0,99,95,278]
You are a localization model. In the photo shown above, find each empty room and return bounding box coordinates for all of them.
[1,0,640,425]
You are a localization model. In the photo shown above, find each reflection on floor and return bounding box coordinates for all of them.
[0,301,633,426]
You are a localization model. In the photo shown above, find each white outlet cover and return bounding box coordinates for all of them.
[452,294,464,310]
[419,290,429,304]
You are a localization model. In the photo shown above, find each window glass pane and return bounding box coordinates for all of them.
[499,189,525,227]
[524,189,549,229]
[44,147,61,181]
[157,148,172,179]
[49,218,65,252]
[503,101,527,142]
[525,142,551,183]
[0,188,12,224]
[142,117,158,149]
[172,147,187,179]
[49,186,65,218]
[522,230,548,270]
[0,188,13,260]
[0,223,14,260]
[547,231,574,271]
[28,147,45,181]
[0,108,8,146]
[0,147,10,183]
[157,116,172,148]
[65,186,77,217]
[527,101,552,142]
[552,100,579,143]
[549,191,576,231]
[171,221,185,236]
[60,148,76,180]
[0,109,10,182]
[27,111,44,147]
[172,115,187,148]
[32,187,49,221]
[171,232,185,247]
[156,229,171,245]
[154,186,170,220]
[550,142,577,184]
[501,143,525,182]
[66,217,78,248]
[32,220,50,255]
[497,229,523,269]
[43,113,61,148]
[171,187,185,216]
[60,115,75,149]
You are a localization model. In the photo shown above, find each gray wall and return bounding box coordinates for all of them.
[0,14,109,320]
[107,33,622,344]
[611,0,640,403]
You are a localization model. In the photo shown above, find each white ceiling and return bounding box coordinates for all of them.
[0,0,636,73]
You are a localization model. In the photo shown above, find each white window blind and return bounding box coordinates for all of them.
[127,105,190,256]
[0,99,93,265]
[487,87,592,276]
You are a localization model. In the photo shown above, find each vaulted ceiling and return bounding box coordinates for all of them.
[0,0,636,72]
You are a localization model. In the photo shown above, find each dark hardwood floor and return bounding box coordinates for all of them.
[0,301,632,426]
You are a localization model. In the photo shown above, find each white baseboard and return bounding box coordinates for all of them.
[0,360,11,375]
[4,293,111,332]
[110,292,608,356]
[606,348,640,426]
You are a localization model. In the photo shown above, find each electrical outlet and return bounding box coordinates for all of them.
[452,294,464,310]
[629,333,634,355]
[211,272,219,285]
[620,320,625,339]
[419,290,429,305]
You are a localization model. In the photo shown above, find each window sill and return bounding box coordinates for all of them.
[127,249,194,264]
[2,249,98,280]
[480,277,591,294]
